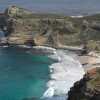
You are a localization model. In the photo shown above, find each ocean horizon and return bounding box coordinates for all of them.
[0,0,100,15]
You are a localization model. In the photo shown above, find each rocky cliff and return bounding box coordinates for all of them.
[0,6,100,49]
[68,67,100,100]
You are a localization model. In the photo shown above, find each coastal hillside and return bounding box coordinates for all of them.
[68,67,100,100]
[0,6,100,50]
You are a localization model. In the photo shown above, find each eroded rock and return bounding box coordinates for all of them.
[68,67,100,100]
[1,6,100,49]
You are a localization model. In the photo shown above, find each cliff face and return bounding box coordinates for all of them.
[68,67,100,100]
[1,6,100,49]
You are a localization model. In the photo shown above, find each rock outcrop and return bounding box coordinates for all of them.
[68,67,100,100]
[1,6,100,49]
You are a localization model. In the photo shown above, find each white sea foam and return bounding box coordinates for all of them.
[29,46,57,56]
[30,46,84,100]
[42,50,85,100]
[70,15,83,18]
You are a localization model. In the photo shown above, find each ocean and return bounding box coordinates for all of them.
[0,47,53,100]
[0,46,85,100]
[0,0,100,15]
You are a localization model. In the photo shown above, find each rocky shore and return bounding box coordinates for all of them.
[67,67,100,100]
[0,6,100,100]
[1,6,100,50]
[67,51,100,100]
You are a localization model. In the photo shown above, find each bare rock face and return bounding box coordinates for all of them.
[4,6,36,45]
[68,67,100,100]
[5,6,33,18]
[1,6,100,49]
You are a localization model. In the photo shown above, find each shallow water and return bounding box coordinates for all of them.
[0,47,54,100]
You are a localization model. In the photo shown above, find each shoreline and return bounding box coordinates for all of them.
[1,43,100,73]
[42,50,85,99]
[1,44,99,73]
[0,44,99,100]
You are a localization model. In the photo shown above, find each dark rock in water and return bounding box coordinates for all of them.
[68,67,100,100]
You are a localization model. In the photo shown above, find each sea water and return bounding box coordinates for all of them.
[0,0,100,15]
[0,47,85,100]
[0,47,54,100]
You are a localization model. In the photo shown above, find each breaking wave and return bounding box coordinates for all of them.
[42,49,85,100]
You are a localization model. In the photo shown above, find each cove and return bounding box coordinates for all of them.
[0,47,54,100]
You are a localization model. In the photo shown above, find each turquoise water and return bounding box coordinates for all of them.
[0,47,53,100]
